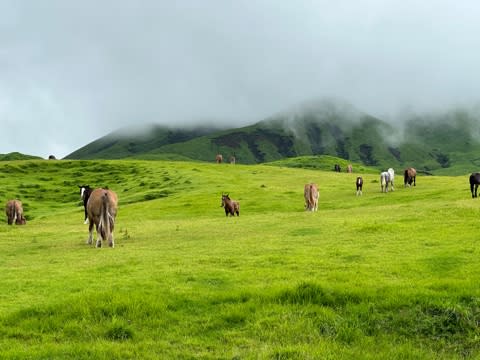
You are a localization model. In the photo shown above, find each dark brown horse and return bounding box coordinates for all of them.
[79,185,93,224]
[404,168,417,187]
[470,173,480,198]
[221,194,239,216]
[5,200,26,225]
[334,164,341,172]
[356,177,363,196]
[86,188,118,247]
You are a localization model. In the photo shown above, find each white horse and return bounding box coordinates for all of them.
[387,168,395,191]
[380,172,390,192]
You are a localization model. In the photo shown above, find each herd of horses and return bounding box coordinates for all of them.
[4,161,480,247]
[303,166,418,210]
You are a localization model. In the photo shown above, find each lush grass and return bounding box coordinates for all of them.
[0,159,479,359]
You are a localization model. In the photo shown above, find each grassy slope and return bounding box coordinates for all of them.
[0,159,479,359]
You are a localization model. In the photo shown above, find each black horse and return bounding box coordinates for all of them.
[334,164,341,172]
[78,185,93,223]
[470,173,480,198]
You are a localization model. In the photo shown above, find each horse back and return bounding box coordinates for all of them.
[87,189,118,221]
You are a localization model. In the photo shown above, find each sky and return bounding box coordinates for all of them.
[1,0,480,158]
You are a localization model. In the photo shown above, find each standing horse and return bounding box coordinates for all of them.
[216,154,223,163]
[380,171,390,193]
[387,168,395,191]
[470,173,480,198]
[5,200,26,225]
[229,155,236,164]
[356,177,363,196]
[334,164,341,172]
[86,188,118,248]
[304,183,319,211]
[221,194,240,216]
[79,185,93,224]
[347,164,353,173]
[404,168,417,187]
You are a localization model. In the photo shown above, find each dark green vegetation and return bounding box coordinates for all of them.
[0,158,479,359]
[64,100,480,176]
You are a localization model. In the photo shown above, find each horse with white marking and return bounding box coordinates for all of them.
[86,188,118,248]
[356,177,363,196]
[79,185,93,224]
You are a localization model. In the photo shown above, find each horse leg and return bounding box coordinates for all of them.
[87,221,94,244]
[476,184,479,198]
[83,205,89,224]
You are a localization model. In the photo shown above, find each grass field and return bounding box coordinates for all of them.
[0,159,479,359]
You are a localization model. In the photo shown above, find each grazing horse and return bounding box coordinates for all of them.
[221,194,239,216]
[387,168,395,191]
[470,173,480,198]
[380,171,390,193]
[304,183,319,211]
[79,185,93,224]
[404,167,417,187]
[356,177,363,196]
[86,188,118,248]
[334,164,341,172]
[5,200,26,225]
[215,154,223,163]
[347,164,353,173]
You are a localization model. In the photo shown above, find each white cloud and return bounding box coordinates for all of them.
[0,0,480,157]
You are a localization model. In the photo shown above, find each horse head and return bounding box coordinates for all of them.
[79,185,91,200]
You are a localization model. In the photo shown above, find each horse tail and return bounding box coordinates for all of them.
[98,192,114,247]
[7,202,15,224]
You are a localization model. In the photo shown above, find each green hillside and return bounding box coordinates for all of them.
[64,100,480,175]
[0,152,43,161]
[0,158,479,358]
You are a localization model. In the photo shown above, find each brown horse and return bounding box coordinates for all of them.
[86,188,118,247]
[304,183,319,211]
[221,194,239,216]
[5,200,26,225]
[404,167,417,187]
[216,154,223,163]
[347,164,353,173]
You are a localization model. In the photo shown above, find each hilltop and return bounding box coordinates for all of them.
[64,99,480,175]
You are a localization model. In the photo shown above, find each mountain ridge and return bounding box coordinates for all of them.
[63,99,480,175]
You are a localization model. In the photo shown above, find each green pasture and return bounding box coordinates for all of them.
[0,159,479,359]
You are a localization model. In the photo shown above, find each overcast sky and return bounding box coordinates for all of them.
[1,0,480,158]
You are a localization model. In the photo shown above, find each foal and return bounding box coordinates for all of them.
[221,194,240,216]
